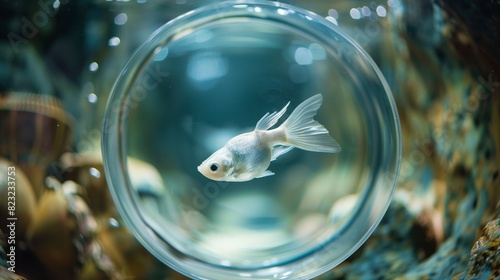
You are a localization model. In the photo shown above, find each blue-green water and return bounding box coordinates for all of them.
[101,3,399,279]
[125,17,372,268]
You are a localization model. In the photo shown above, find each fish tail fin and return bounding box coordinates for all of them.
[281,94,342,153]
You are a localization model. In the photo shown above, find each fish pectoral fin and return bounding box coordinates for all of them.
[254,101,290,131]
[256,170,275,178]
[271,145,294,161]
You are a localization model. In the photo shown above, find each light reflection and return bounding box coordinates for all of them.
[350,8,361,19]
[277,8,289,16]
[89,62,99,72]
[88,93,98,104]
[387,0,399,7]
[294,47,313,65]
[114,13,128,25]
[328,8,338,19]
[187,52,228,84]
[108,218,120,228]
[362,6,371,17]
[325,16,338,26]
[308,43,326,60]
[254,7,262,13]
[154,47,169,61]
[108,36,121,46]
[376,6,387,17]
[53,0,60,9]
[89,167,101,178]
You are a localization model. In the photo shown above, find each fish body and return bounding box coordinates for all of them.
[197,94,341,182]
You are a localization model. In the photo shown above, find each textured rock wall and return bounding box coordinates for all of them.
[317,0,500,279]
[0,0,498,279]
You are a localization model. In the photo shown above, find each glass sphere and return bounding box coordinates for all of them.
[102,1,401,279]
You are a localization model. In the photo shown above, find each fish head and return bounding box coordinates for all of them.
[197,148,234,181]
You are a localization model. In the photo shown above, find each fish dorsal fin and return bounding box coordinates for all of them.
[254,101,290,131]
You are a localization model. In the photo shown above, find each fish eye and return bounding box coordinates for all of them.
[209,162,220,173]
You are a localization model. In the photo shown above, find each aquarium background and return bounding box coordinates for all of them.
[0,0,499,280]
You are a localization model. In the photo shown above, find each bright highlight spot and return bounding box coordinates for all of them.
[294,47,313,65]
[109,218,120,228]
[154,47,169,61]
[277,8,289,15]
[88,93,98,103]
[376,6,387,17]
[325,16,338,26]
[350,8,361,19]
[89,62,99,72]
[114,13,128,25]
[89,167,101,178]
[328,9,338,19]
[108,37,121,46]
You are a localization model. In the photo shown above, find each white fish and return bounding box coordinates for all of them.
[197,94,341,182]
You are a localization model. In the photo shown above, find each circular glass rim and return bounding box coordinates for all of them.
[101,1,402,279]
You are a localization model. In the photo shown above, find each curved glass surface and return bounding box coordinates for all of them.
[102,1,401,279]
